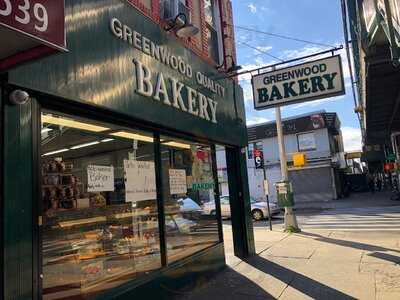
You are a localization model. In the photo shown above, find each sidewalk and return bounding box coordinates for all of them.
[175,195,400,300]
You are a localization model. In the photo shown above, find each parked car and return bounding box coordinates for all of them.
[177,197,203,220]
[202,196,281,221]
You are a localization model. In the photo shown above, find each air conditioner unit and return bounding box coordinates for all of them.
[161,0,190,26]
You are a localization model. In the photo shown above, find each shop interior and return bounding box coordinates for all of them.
[40,111,220,299]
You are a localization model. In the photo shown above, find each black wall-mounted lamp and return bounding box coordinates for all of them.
[217,55,242,73]
[164,13,199,38]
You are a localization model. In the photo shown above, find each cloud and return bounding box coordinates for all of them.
[281,44,351,81]
[254,46,273,54]
[246,116,270,126]
[248,3,257,13]
[341,127,362,152]
[241,79,254,103]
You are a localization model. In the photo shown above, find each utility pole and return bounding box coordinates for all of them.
[275,106,300,231]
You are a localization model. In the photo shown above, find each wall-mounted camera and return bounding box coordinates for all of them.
[9,90,30,105]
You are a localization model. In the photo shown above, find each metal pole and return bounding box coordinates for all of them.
[219,46,344,80]
[275,106,299,231]
[262,167,272,230]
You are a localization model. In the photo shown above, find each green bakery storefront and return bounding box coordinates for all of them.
[0,0,254,299]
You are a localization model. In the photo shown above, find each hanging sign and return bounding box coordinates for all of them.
[0,0,66,51]
[169,169,187,195]
[252,55,345,110]
[87,165,115,192]
[124,160,156,202]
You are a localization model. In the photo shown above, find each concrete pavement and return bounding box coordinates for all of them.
[175,192,400,300]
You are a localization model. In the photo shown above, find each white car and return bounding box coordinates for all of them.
[202,196,281,221]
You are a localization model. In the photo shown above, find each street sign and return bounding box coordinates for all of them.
[252,55,345,110]
[0,0,66,50]
[254,149,264,169]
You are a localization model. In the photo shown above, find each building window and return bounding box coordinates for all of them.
[41,112,160,299]
[204,0,221,63]
[297,132,317,152]
[160,136,219,263]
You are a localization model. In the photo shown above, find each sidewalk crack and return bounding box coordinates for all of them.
[258,233,291,256]
[277,274,296,299]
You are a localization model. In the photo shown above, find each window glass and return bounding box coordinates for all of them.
[204,0,220,63]
[206,25,220,63]
[204,0,215,27]
[41,112,160,299]
[220,196,229,205]
[160,136,220,263]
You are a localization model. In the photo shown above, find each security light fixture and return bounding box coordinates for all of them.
[164,13,199,38]
[9,89,30,105]
[216,55,242,73]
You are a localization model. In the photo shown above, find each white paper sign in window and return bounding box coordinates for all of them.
[87,165,115,192]
[169,169,187,195]
[297,132,317,151]
[124,160,156,202]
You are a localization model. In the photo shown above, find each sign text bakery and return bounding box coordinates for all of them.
[110,18,223,124]
[252,55,345,109]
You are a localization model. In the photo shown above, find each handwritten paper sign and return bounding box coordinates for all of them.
[169,169,187,195]
[124,160,156,202]
[87,165,114,192]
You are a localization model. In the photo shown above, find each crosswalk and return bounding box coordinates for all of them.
[295,206,400,231]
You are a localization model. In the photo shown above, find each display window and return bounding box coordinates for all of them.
[40,111,161,299]
[160,136,220,263]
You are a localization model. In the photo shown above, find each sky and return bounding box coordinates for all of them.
[231,0,362,152]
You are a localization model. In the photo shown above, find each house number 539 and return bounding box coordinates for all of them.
[0,0,48,32]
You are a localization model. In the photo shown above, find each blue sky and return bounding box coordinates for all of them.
[231,0,362,151]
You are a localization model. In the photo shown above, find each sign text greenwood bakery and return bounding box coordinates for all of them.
[252,55,345,109]
[110,18,223,124]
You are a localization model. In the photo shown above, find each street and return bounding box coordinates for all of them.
[175,192,400,300]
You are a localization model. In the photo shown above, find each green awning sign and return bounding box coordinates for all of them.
[192,182,214,190]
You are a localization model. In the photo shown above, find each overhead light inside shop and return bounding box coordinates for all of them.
[42,115,110,132]
[101,138,115,142]
[42,148,70,156]
[41,128,52,134]
[70,141,100,150]
[111,131,154,143]
[162,141,191,149]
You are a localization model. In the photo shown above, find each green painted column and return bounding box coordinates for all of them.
[226,146,255,258]
[2,89,37,300]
